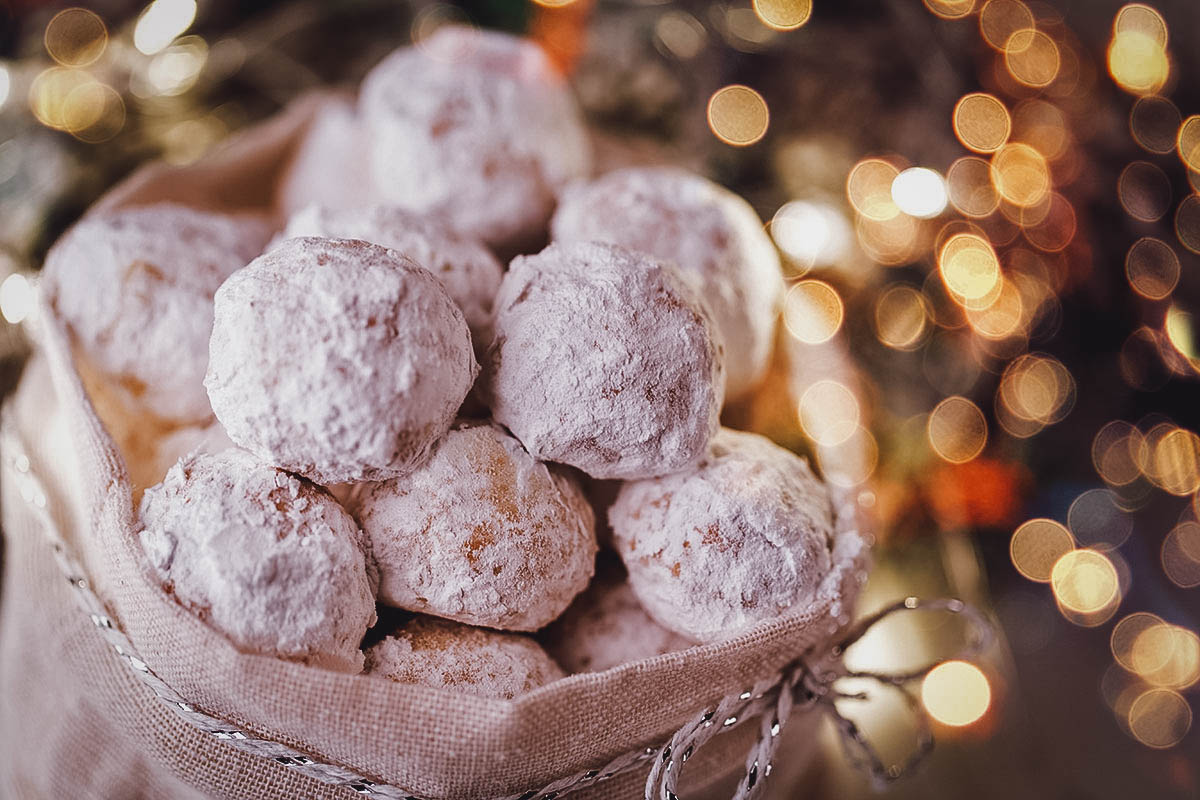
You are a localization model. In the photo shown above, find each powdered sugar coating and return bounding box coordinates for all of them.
[43,203,271,423]
[365,617,564,699]
[138,449,376,672]
[551,167,784,400]
[206,236,477,484]
[282,204,502,352]
[543,561,691,673]
[359,26,591,251]
[486,241,724,480]
[133,420,235,502]
[610,427,835,643]
[277,96,379,217]
[353,422,597,631]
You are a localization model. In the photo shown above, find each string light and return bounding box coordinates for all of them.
[134,0,198,56]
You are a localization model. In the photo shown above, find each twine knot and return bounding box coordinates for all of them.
[645,597,994,800]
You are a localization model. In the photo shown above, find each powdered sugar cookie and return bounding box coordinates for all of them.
[486,241,724,480]
[365,616,564,699]
[43,203,270,423]
[552,167,784,400]
[353,422,596,631]
[206,236,476,484]
[610,428,834,642]
[359,26,590,251]
[138,449,376,672]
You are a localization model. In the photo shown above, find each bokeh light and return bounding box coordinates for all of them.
[44,8,108,67]
[928,396,988,464]
[939,233,1001,306]
[1128,689,1192,749]
[1130,95,1180,154]
[707,85,769,146]
[1092,421,1144,486]
[783,279,844,344]
[1004,29,1059,88]
[1161,521,1200,588]
[978,0,1034,52]
[990,143,1050,208]
[1125,237,1179,300]
[891,167,948,218]
[921,661,992,727]
[1067,489,1132,551]
[1010,518,1074,582]
[954,93,1011,153]
[1112,612,1164,672]
[770,200,852,271]
[847,158,902,220]
[134,0,198,56]
[1050,549,1120,616]
[1152,427,1200,496]
[751,0,812,31]
[1118,161,1172,222]
[1107,31,1169,96]
[0,274,34,325]
[798,379,860,446]
[874,285,929,350]
[1130,623,1200,689]
[947,157,1001,217]
[923,0,975,19]
[1173,194,1200,254]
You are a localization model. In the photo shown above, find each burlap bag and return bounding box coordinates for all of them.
[0,94,871,800]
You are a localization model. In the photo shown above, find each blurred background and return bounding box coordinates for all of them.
[0,0,1198,797]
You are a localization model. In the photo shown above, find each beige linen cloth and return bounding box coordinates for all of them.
[0,94,870,799]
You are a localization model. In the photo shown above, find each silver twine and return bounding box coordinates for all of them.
[3,411,992,800]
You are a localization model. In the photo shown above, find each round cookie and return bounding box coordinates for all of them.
[359,26,591,251]
[132,419,235,504]
[138,449,376,672]
[551,167,785,400]
[282,204,502,353]
[610,427,834,643]
[486,241,724,480]
[277,95,379,217]
[365,616,564,699]
[543,560,691,673]
[206,236,477,484]
[43,203,271,423]
[353,422,597,631]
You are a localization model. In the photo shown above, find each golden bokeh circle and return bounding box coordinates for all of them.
[947,157,1001,218]
[1004,29,1059,88]
[1130,95,1180,154]
[752,0,813,31]
[1174,194,1200,254]
[1112,612,1165,672]
[1153,428,1200,496]
[938,233,1001,305]
[1161,521,1200,589]
[1010,518,1074,582]
[1118,161,1172,222]
[798,380,860,447]
[991,143,1050,208]
[707,85,769,147]
[874,285,929,350]
[44,7,108,67]
[1128,690,1192,749]
[847,158,902,220]
[1108,31,1169,96]
[1092,420,1144,486]
[1125,237,1179,300]
[928,396,988,464]
[921,661,991,727]
[979,0,1034,51]
[783,280,844,345]
[1176,115,1200,173]
[1114,3,1168,47]
[953,93,1011,154]
[923,0,975,19]
[1050,549,1119,614]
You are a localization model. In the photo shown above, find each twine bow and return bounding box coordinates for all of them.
[645,597,995,800]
